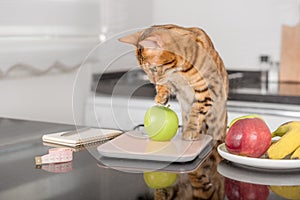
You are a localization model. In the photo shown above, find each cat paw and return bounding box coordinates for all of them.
[155,85,170,105]
[155,94,169,105]
[182,129,200,141]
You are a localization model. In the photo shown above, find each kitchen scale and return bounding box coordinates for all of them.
[97,130,212,163]
[97,143,212,173]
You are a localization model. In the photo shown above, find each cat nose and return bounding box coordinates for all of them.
[149,66,157,72]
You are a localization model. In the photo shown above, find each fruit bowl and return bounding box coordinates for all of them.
[217,143,300,170]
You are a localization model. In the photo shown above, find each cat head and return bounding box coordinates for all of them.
[119,27,179,84]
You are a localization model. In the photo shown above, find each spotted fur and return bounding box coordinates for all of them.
[120,24,227,200]
[119,24,228,141]
[153,143,224,200]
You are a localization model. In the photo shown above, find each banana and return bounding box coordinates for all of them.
[267,121,300,159]
[271,121,300,137]
[291,146,300,159]
[270,185,300,200]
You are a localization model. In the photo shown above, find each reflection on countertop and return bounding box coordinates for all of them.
[92,69,300,105]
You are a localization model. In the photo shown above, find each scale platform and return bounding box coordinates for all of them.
[97,131,212,163]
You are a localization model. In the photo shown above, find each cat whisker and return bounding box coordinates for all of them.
[156,79,168,85]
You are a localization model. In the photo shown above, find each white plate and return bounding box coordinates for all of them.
[217,161,300,186]
[217,143,300,170]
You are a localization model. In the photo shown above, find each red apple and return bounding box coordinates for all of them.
[225,117,271,158]
[225,178,269,200]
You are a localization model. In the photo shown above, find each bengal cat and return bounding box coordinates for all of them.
[120,24,228,199]
[119,24,228,142]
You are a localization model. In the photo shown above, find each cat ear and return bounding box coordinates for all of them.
[139,35,163,49]
[118,31,142,46]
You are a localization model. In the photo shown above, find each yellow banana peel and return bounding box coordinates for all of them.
[271,121,300,137]
[291,146,300,159]
[270,185,300,200]
[267,121,300,159]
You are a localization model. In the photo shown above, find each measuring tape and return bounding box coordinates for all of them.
[35,148,73,165]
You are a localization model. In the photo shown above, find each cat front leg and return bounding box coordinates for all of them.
[183,100,210,140]
[155,84,171,105]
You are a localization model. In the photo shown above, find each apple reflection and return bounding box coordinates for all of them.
[218,161,300,200]
[143,171,178,189]
[225,178,269,200]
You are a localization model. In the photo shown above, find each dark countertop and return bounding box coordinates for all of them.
[0,118,150,199]
[1,118,300,199]
[92,69,300,105]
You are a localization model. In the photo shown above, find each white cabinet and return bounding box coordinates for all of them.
[228,111,299,131]
[85,95,300,132]
[227,101,300,131]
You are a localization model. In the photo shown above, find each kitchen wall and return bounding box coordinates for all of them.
[0,0,298,125]
[0,0,100,36]
[152,0,300,70]
[90,0,300,73]
[0,0,153,125]
[0,0,100,125]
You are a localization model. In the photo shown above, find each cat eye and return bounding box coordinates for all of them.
[137,47,145,61]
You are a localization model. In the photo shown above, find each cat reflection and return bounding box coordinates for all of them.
[152,143,224,200]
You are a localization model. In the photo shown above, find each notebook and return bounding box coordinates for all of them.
[42,127,123,147]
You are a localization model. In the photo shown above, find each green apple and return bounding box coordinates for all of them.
[144,105,179,141]
[143,172,178,189]
[229,114,263,128]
